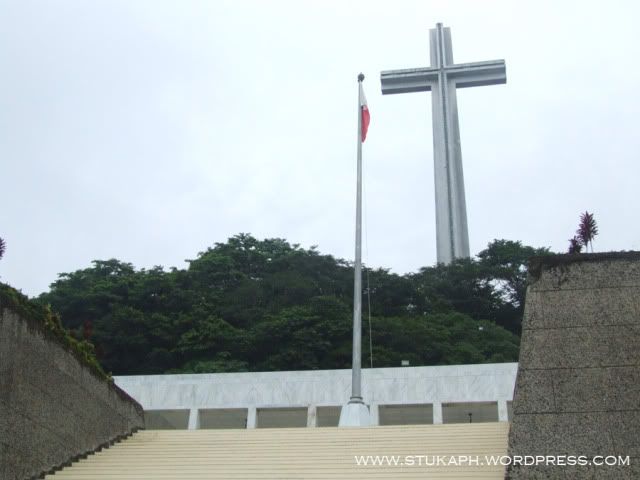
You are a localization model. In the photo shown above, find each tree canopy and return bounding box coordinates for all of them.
[37,235,549,375]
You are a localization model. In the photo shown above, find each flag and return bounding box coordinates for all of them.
[359,84,370,142]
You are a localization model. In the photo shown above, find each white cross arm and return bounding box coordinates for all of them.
[446,60,506,89]
[380,59,506,95]
[380,68,439,94]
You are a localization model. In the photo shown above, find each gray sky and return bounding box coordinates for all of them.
[2,0,639,297]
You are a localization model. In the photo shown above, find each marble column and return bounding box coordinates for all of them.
[498,399,509,422]
[306,405,317,427]
[187,409,200,430]
[433,402,443,424]
[369,403,380,426]
[246,406,257,429]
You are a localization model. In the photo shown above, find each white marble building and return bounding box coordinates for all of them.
[114,362,517,429]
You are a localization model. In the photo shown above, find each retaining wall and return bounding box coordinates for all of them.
[0,304,144,480]
[507,252,640,479]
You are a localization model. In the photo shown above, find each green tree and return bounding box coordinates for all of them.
[410,258,502,323]
[250,296,351,371]
[477,240,551,309]
[477,240,551,334]
[365,313,519,368]
[36,234,545,374]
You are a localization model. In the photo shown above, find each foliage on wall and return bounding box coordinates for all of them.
[0,282,109,381]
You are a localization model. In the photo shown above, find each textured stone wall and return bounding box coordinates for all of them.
[507,252,640,479]
[0,307,144,480]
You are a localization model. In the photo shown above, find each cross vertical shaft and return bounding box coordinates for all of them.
[431,23,469,264]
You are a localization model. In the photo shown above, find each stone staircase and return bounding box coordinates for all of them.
[46,423,509,479]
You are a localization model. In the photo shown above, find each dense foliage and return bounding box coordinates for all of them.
[37,234,549,375]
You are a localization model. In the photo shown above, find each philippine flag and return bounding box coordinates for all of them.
[360,85,370,142]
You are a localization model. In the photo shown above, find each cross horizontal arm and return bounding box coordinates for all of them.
[380,59,506,95]
[446,60,506,88]
[380,67,439,95]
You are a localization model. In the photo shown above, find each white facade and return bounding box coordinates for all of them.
[115,362,517,429]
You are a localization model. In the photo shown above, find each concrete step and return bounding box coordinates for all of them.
[46,423,509,479]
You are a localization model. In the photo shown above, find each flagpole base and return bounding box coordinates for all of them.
[338,400,371,427]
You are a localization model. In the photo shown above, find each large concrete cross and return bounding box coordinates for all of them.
[381,23,506,264]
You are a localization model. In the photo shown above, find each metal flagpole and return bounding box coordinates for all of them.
[350,73,365,404]
[339,73,371,427]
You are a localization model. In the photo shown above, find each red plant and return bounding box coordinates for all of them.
[82,320,93,341]
[568,236,583,254]
[577,211,598,252]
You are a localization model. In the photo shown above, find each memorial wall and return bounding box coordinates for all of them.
[0,292,144,480]
[507,252,640,479]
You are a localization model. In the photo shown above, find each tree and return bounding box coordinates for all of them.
[411,258,503,323]
[364,267,414,318]
[364,313,520,367]
[37,234,546,374]
[250,296,352,371]
[477,240,551,310]
[0,237,5,260]
[577,211,598,252]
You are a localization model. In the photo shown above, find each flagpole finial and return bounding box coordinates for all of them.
[358,73,365,82]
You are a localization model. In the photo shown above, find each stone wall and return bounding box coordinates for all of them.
[0,306,144,480]
[507,252,640,479]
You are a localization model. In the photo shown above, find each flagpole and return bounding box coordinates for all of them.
[339,73,370,427]
[350,73,365,404]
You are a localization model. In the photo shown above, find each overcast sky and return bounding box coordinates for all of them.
[1,0,639,297]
